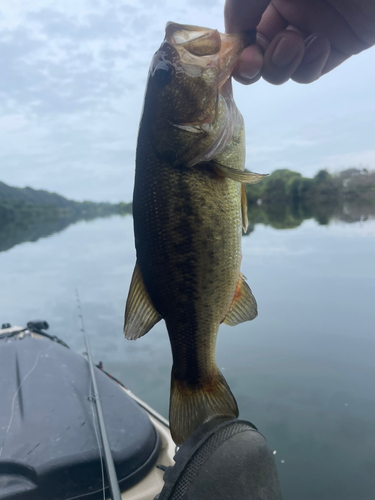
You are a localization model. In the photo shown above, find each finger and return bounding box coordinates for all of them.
[256,2,288,44]
[285,24,308,40]
[262,30,305,85]
[232,44,264,85]
[224,0,271,33]
[321,46,351,75]
[292,33,331,83]
[330,0,375,46]
[272,0,368,55]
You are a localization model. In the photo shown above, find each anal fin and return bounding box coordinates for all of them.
[223,273,258,326]
[124,261,161,340]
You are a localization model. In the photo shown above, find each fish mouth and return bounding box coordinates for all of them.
[165,22,255,88]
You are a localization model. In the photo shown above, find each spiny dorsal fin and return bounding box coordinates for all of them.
[223,273,258,326]
[124,261,161,340]
[213,162,268,184]
[241,184,248,233]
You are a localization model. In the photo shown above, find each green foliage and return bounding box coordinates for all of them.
[0,182,132,226]
[0,181,134,252]
[244,167,375,231]
[246,168,375,206]
[314,169,332,184]
[117,202,133,215]
[246,169,310,204]
[1,167,374,250]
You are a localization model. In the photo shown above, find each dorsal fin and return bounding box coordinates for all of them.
[124,261,162,340]
[223,273,258,326]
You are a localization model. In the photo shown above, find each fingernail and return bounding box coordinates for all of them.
[239,67,261,81]
[234,58,261,84]
[304,35,328,63]
[235,72,261,85]
[271,38,300,68]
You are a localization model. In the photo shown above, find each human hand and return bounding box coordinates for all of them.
[224,0,375,84]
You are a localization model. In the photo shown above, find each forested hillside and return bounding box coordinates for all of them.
[0,181,131,226]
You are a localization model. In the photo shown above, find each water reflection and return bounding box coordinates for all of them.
[1,212,374,500]
[245,200,375,235]
[0,212,131,253]
[1,199,373,253]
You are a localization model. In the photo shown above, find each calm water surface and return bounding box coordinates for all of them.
[1,215,375,500]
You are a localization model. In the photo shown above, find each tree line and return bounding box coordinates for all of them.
[0,181,131,228]
[244,167,375,232]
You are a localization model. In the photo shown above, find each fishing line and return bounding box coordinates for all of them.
[65,485,109,500]
[76,289,122,500]
[0,343,52,458]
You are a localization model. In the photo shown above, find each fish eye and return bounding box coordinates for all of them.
[152,60,174,88]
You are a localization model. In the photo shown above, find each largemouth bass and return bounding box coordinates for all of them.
[124,22,266,445]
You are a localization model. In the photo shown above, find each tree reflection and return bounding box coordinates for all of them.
[0,211,131,253]
[244,168,375,235]
[1,168,374,251]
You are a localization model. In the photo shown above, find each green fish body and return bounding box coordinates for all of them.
[124,23,265,445]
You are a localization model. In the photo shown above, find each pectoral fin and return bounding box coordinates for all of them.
[124,261,162,340]
[213,163,267,184]
[223,273,258,326]
[241,184,248,233]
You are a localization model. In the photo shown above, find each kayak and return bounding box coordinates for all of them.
[0,322,175,500]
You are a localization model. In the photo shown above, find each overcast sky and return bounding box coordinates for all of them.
[0,0,374,203]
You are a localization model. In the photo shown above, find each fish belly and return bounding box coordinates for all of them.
[134,158,241,371]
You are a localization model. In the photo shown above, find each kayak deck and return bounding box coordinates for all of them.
[0,326,175,500]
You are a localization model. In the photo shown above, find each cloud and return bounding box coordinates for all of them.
[315,150,375,173]
[0,0,374,202]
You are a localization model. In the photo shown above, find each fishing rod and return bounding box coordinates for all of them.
[76,290,122,500]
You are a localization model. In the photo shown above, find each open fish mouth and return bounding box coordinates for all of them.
[164,21,255,88]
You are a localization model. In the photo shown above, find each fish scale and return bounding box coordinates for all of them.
[136,163,241,369]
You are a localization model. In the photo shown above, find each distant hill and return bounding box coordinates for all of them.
[0,181,132,252]
[0,182,80,208]
[0,181,132,226]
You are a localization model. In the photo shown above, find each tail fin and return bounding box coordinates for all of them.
[169,368,239,445]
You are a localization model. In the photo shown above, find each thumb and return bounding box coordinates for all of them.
[224,0,271,33]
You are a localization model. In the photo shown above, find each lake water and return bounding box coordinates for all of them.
[1,213,375,499]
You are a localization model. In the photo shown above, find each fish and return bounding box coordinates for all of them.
[124,22,266,445]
